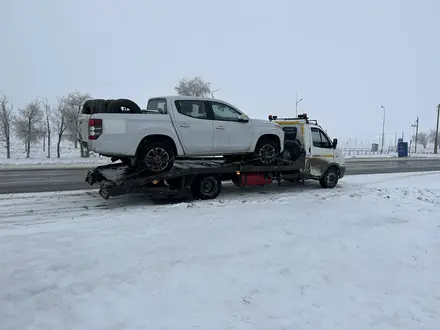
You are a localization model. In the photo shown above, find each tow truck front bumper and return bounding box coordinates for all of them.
[339,165,346,178]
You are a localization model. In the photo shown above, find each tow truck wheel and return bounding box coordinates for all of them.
[320,167,339,189]
[138,141,175,173]
[191,175,222,200]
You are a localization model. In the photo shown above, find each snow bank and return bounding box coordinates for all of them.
[1,172,439,329]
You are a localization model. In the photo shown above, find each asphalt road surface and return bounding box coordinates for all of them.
[1,158,440,194]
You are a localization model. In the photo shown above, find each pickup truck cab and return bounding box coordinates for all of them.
[78,96,285,172]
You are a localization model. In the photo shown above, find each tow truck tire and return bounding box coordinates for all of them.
[254,137,280,166]
[137,141,175,173]
[106,99,142,114]
[319,166,339,189]
[191,175,222,200]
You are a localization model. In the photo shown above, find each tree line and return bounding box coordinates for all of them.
[411,131,440,150]
[0,91,90,159]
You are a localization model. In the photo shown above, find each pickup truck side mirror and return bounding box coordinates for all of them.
[332,138,338,149]
[237,115,249,123]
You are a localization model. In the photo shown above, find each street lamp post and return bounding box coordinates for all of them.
[211,89,220,99]
[380,105,386,153]
[296,98,303,116]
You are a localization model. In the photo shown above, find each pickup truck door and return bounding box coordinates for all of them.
[207,101,253,153]
[308,126,335,176]
[172,100,214,154]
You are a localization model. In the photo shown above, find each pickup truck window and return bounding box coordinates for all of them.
[209,101,242,122]
[311,127,332,148]
[174,100,208,119]
[147,98,167,114]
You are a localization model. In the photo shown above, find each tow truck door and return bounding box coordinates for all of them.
[306,125,335,177]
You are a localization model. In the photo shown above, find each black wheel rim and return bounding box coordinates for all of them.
[200,178,218,197]
[259,144,276,164]
[326,172,336,186]
[145,147,170,171]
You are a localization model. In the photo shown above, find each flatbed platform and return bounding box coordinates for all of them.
[85,157,307,200]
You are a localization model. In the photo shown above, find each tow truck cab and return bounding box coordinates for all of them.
[269,113,346,180]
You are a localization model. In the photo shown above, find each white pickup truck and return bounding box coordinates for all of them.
[78,96,285,172]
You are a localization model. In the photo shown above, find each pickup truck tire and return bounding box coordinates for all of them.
[91,99,106,114]
[254,137,280,166]
[137,141,175,173]
[191,175,222,200]
[106,99,142,114]
[104,99,114,112]
[319,166,339,189]
[83,99,106,115]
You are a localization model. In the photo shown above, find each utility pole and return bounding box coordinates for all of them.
[380,106,386,153]
[415,116,419,154]
[435,104,440,154]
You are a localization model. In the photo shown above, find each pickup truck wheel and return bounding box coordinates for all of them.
[254,138,280,166]
[319,167,339,189]
[191,175,222,200]
[138,141,175,173]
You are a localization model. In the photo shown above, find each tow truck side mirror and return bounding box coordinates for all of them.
[332,138,338,149]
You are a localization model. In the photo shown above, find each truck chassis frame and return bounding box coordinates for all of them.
[85,155,338,201]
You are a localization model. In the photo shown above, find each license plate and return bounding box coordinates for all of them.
[99,187,110,199]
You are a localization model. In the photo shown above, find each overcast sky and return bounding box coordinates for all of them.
[1,0,439,143]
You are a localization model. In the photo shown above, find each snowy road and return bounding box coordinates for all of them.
[1,172,440,329]
[1,157,440,194]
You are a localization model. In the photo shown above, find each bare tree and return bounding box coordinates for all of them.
[64,91,91,157]
[175,76,212,97]
[52,97,69,158]
[428,129,440,149]
[0,94,14,158]
[42,98,52,158]
[418,132,428,149]
[14,98,45,158]
[412,132,429,149]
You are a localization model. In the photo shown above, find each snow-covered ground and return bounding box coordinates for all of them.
[0,136,109,167]
[1,172,439,329]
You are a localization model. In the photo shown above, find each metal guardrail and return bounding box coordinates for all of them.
[345,157,440,175]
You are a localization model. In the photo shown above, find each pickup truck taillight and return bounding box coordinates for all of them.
[88,118,102,140]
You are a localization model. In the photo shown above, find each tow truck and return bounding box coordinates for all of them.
[85,114,346,200]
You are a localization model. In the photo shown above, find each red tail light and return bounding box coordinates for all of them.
[88,118,103,140]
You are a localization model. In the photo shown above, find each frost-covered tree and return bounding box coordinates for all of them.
[14,98,45,158]
[175,76,211,97]
[0,94,14,158]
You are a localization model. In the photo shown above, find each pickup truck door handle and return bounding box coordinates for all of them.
[215,126,225,130]
[179,124,190,128]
